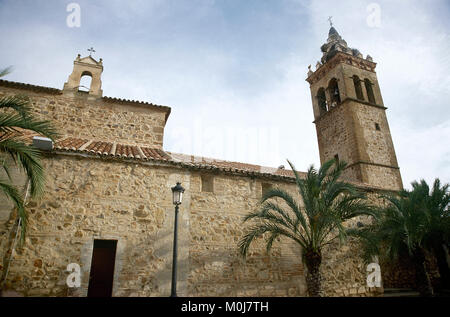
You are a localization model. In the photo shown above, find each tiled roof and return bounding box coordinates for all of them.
[3,132,389,189]
[55,138,387,191]
[168,152,300,179]
[53,137,297,181]
[57,137,88,150]
[55,137,171,161]
[0,128,38,143]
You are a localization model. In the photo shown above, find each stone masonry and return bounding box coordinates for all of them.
[0,27,402,297]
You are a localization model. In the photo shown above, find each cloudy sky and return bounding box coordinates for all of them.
[0,0,449,189]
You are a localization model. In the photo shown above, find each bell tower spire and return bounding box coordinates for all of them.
[306,26,403,190]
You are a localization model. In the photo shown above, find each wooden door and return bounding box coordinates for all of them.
[87,239,117,297]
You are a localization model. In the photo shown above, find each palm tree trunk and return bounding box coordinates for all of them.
[304,250,322,297]
[412,247,434,297]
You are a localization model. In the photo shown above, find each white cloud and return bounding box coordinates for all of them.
[393,119,450,189]
[0,0,448,185]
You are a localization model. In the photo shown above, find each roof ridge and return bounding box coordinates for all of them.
[0,79,171,116]
[164,151,304,176]
[102,95,171,111]
[0,79,61,94]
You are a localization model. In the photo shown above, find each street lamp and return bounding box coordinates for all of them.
[170,182,185,297]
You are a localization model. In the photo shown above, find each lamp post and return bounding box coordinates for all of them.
[170,182,185,297]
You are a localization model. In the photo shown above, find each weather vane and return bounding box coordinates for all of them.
[328,16,333,27]
[87,47,96,56]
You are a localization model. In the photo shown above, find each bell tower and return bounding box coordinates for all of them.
[306,26,403,190]
[63,53,103,98]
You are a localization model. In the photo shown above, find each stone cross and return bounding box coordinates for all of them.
[87,47,96,56]
[328,16,333,27]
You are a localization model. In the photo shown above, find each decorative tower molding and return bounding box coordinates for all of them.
[306,26,403,190]
[63,53,103,98]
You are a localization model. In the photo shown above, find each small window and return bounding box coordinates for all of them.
[261,182,272,197]
[79,74,92,92]
[364,79,376,104]
[328,78,341,107]
[353,75,364,100]
[201,175,214,193]
[79,71,93,92]
[317,88,327,114]
[375,123,380,131]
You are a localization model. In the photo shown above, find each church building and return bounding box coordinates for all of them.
[0,26,402,297]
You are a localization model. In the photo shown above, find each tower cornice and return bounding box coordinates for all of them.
[306,52,377,85]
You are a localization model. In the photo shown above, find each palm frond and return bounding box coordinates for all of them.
[0,95,32,118]
[260,187,310,239]
[239,222,306,258]
[240,158,379,260]
[0,112,58,141]
[0,138,46,198]
[0,67,57,247]
[0,66,13,78]
[0,156,12,181]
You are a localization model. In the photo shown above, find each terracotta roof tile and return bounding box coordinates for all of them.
[0,128,38,143]
[167,152,305,179]
[47,137,392,191]
[41,138,391,190]
[115,144,139,158]
[56,137,89,150]
[141,147,171,160]
[52,137,300,181]
[86,141,113,155]
[54,137,155,160]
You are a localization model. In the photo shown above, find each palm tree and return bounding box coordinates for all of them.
[0,67,58,244]
[238,158,377,296]
[350,188,435,296]
[413,179,450,291]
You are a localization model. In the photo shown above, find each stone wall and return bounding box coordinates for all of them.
[0,85,168,149]
[381,250,441,290]
[321,239,382,297]
[187,173,306,296]
[1,154,190,296]
[0,153,381,297]
[309,57,403,192]
[315,102,359,171]
[0,82,383,297]
[315,100,402,191]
